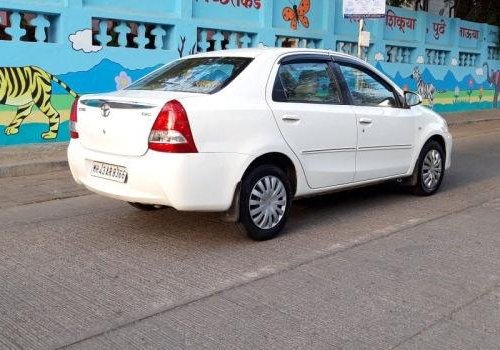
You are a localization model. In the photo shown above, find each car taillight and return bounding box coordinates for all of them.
[70,97,79,139]
[148,100,198,153]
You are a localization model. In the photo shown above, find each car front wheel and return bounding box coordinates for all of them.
[412,140,445,196]
[239,165,292,241]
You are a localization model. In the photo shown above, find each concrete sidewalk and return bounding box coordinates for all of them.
[0,109,498,179]
[0,142,68,178]
[444,109,500,126]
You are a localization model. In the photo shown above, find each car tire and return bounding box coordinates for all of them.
[411,140,445,196]
[128,202,162,211]
[239,165,292,241]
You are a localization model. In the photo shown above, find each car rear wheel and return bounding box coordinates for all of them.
[411,140,445,196]
[128,202,163,211]
[239,165,292,241]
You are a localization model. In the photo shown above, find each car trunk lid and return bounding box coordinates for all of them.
[77,91,198,157]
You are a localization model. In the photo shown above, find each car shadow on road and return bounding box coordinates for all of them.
[115,140,500,242]
[152,184,407,241]
[120,182,434,242]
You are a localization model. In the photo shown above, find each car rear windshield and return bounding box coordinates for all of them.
[126,57,253,94]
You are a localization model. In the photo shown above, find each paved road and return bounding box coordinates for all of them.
[1,121,500,349]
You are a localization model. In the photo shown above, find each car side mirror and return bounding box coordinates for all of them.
[404,91,422,108]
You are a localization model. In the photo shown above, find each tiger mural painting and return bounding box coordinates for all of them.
[0,66,78,139]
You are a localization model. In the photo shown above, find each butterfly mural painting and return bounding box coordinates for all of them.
[282,0,311,30]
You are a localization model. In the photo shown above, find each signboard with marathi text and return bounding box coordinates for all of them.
[384,7,418,41]
[457,20,482,49]
[193,0,262,24]
[343,0,385,19]
[425,15,451,46]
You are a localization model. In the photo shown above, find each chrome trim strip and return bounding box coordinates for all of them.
[358,144,413,151]
[302,147,356,155]
[80,99,156,109]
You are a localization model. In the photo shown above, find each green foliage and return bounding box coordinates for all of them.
[386,0,414,7]
[454,0,500,27]
[454,0,500,44]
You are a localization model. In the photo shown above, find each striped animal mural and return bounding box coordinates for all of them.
[0,66,78,139]
[411,66,436,108]
[483,62,500,108]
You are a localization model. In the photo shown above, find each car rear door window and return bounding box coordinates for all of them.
[273,61,341,104]
[127,57,253,94]
[337,62,399,107]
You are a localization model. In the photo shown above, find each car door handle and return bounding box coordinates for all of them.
[282,114,301,122]
[359,118,373,125]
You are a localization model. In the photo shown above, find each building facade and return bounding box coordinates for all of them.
[0,0,499,146]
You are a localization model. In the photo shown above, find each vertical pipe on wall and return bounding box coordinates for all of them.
[357,19,364,59]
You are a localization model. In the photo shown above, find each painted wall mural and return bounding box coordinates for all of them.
[0,0,499,147]
[282,0,311,30]
[178,36,197,58]
[1,66,77,140]
[376,62,499,113]
[411,67,436,107]
[483,62,500,108]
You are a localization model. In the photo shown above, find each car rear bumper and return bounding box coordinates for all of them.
[68,141,249,211]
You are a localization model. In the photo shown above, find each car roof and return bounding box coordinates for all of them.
[192,47,361,62]
[181,48,402,95]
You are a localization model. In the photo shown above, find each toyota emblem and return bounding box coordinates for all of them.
[101,103,111,118]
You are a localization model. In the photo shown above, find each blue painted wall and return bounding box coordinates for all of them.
[0,0,499,146]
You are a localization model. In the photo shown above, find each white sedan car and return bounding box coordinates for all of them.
[68,48,452,240]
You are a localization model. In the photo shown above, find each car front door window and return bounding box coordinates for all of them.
[338,63,398,107]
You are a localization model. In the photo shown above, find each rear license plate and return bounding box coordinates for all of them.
[90,161,128,183]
